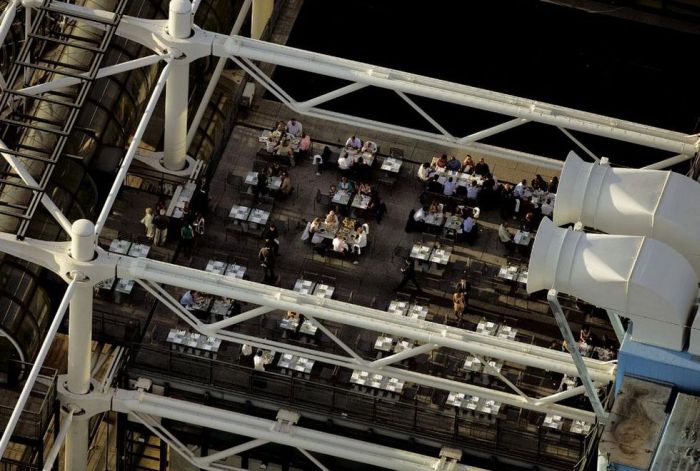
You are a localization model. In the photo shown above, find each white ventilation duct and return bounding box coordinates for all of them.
[553,151,700,277]
[527,218,698,351]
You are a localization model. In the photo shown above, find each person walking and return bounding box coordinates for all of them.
[262,222,279,256]
[180,221,194,260]
[153,209,169,246]
[259,245,277,284]
[396,257,422,292]
[453,291,466,324]
[140,207,155,240]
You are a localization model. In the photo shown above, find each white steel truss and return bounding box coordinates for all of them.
[3,0,693,469]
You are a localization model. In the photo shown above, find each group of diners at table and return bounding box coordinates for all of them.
[258,118,312,167]
[164,279,600,436]
[303,210,369,263]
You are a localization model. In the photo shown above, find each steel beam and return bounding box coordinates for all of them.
[114,391,478,471]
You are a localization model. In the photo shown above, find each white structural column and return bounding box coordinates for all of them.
[251,0,273,39]
[65,220,97,471]
[163,0,192,171]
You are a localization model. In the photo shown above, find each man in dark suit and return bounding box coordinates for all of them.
[426,174,444,194]
[396,257,423,292]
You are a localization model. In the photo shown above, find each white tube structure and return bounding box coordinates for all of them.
[95,61,173,234]
[554,151,700,277]
[0,281,76,459]
[163,0,192,171]
[528,218,698,351]
[114,390,474,471]
[65,220,96,471]
[16,54,165,97]
[0,0,19,52]
[42,407,76,471]
[0,139,73,234]
[221,37,697,156]
[123,258,615,383]
[186,0,252,149]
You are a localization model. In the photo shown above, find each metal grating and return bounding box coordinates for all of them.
[0,0,127,238]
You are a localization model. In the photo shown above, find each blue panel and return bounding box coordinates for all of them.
[616,329,700,396]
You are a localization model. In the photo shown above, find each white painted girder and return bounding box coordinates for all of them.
[13,0,698,167]
[113,389,481,471]
[123,256,616,384]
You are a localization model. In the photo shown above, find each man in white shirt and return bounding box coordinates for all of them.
[462,216,475,234]
[461,214,477,245]
[332,235,349,254]
[413,206,427,222]
[362,140,377,153]
[417,162,434,181]
[346,135,362,149]
[286,118,303,137]
[338,153,353,170]
[498,221,515,253]
[179,290,196,308]
[466,181,480,201]
[253,350,265,371]
[513,179,527,198]
[540,199,554,217]
[443,177,457,196]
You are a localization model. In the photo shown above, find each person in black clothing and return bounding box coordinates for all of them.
[258,246,277,283]
[191,177,211,215]
[396,257,422,292]
[262,223,279,256]
[153,209,169,247]
[426,174,443,194]
[180,221,195,260]
[254,171,268,197]
[474,158,490,177]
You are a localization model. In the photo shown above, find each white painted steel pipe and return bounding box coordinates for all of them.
[163,59,189,171]
[163,1,192,171]
[16,54,165,97]
[42,407,76,471]
[114,391,472,471]
[95,61,172,234]
[67,286,93,393]
[208,327,595,421]
[65,420,89,471]
[196,438,268,465]
[458,118,529,144]
[0,139,73,234]
[124,258,615,382]
[186,0,252,149]
[168,0,192,39]
[70,220,95,263]
[296,82,368,110]
[642,152,695,170]
[0,281,76,459]
[222,37,696,155]
[555,151,700,276]
[528,218,698,351]
[0,0,19,51]
[65,218,97,470]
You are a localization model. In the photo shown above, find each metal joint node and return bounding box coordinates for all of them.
[273,410,300,433]
[57,376,111,420]
[67,270,88,282]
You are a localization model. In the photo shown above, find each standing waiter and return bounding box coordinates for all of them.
[396,257,423,293]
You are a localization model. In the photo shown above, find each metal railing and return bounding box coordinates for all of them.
[127,343,594,470]
[0,362,56,441]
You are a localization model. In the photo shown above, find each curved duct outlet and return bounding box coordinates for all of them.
[553,151,700,277]
[528,217,698,351]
